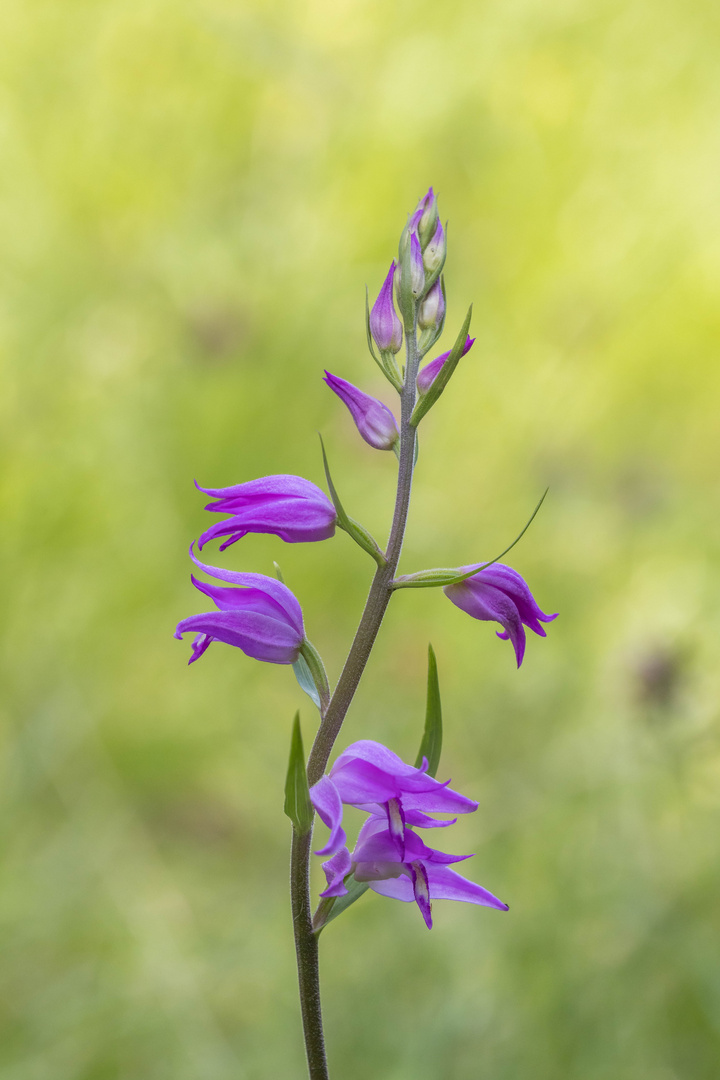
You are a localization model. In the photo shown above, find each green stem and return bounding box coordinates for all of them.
[289,310,421,1079]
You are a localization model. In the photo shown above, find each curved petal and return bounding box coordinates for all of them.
[309,776,346,857]
[188,545,304,637]
[319,847,352,898]
[368,876,415,902]
[424,864,509,910]
[444,579,526,667]
[174,609,301,664]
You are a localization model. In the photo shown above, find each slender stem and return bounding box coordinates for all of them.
[290,311,421,1079]
[290,829,328,1080]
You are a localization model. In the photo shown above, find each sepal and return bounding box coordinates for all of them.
[414,644,443,778]
[284,712,314,836]
[319,435,387,567]
[411,305,473,426]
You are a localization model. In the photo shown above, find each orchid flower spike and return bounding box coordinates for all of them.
[174,545,305,665]
[444,563,557,667]
[195,475,337,552]
[324,371,399,451]
[417,336,475,395]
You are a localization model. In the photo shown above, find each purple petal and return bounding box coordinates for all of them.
[309,776,347,857]
[188,545,304,637]
[323,372,399,451]
[195,476,336,548]
[445,578,527,666]
[319,847,352,898]
[329,740,478,815]
[417,336,475,394]
[424,864,509,910]
[174,609,302,664]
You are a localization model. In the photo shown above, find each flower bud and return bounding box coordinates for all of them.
[423,219,446,276]
[397,230,425,301]
[369,262,403,354]
[418,279,445,331]
[417,336,475,395]
[413,187,439,249]
[324,371,399,451]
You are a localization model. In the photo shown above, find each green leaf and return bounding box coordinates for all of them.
[284,712,313,835]
[313,876,370,934]
[410,304,473,426]
[415,644,442,777]
[292,654,321,709]
[392,489,549,590]
[319,435,386,567]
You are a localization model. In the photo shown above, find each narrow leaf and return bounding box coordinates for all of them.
[284,712,313,835]
[415,644,442,777]
[313,877,370,934]
[410,304,473,426]
[319,434,386,566]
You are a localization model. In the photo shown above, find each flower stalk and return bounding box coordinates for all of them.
[289,301,422,1080]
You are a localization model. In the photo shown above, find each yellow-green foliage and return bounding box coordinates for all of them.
[2,0,720,1076]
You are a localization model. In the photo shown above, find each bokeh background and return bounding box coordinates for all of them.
[3,0,720,1076]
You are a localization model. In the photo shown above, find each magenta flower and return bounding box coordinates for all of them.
[311,740,507,929]
[417,335,475,394]
[195,474,337,552]
[369,263,403,354]
[349,817,508,929]
[324,371,399,451]
[310,739,477,859]
[444,563,557,667]
[174,546,304,666]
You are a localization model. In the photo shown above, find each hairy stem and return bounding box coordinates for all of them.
[290,313,421,1080]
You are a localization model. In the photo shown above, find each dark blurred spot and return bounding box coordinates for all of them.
[633,645,685,710]
[185,305,250,361]
[615,462,667,520]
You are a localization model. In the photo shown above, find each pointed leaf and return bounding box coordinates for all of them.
[410,304,473,426]
[284,712,313,835]
[415,644,442,777]
[319,435,386,567]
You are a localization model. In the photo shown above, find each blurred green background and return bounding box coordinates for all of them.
[3,0,720,1076]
